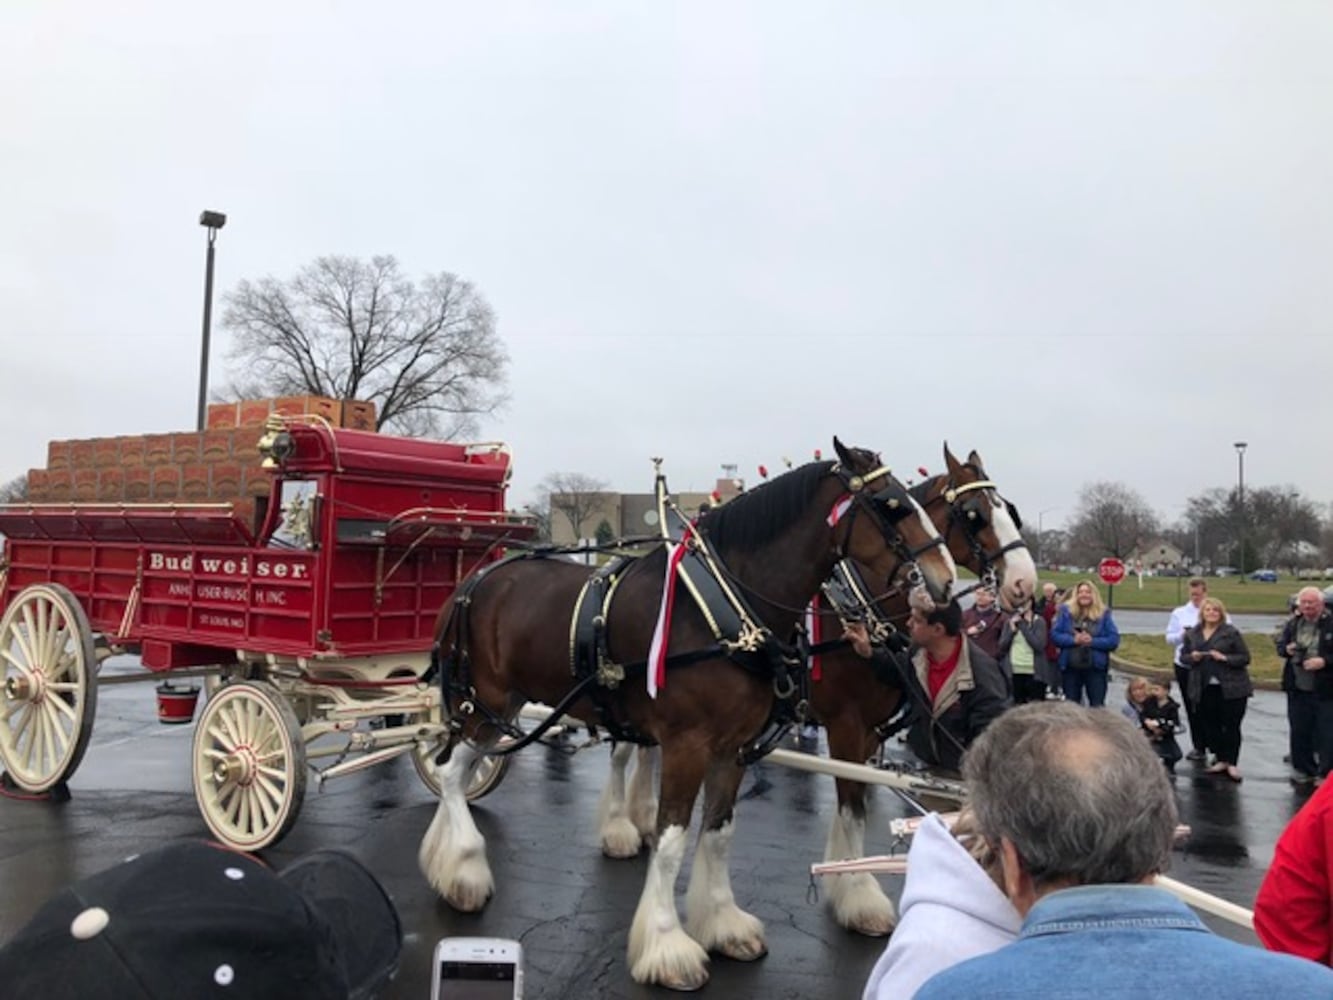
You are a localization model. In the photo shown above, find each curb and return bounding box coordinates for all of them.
[1110,655,1282,692]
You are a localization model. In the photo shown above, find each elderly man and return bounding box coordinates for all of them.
[1276,586,1333,787]
[1166,577,1210,761]
[914,703,1333,998]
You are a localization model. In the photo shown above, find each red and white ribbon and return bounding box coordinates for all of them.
[647,540,688,698]
[827,494,853,527]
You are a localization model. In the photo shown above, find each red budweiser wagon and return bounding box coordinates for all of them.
[0,415,534,849]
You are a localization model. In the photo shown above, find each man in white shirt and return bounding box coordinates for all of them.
[1165,577,1208,761]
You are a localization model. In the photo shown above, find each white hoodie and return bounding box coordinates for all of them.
[862,813,1021,1000]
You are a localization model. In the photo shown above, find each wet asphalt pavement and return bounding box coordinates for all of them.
[0,668,1312,999]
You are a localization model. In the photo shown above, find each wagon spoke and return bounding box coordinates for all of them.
[34,600,49,667]
[2,644,31,673]
[253,729,283,759]
[47,689,79,723]
[13,610,38,669]
[49,651,77,684]
[223,780,244,826]
[42,698,70,751]
[11,699,36,744]
[237,699,254,747]
[40,701,58,775]
[253,777,278,829]
[256,762,289,782]
[237,787,251,835]
[40,614,65,673]
[206,719,239,755]
[215,706,243,751]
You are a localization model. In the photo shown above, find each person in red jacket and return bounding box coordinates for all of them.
[1254,778,1333,966]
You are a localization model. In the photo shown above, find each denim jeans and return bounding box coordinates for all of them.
[1062,668,1107,707]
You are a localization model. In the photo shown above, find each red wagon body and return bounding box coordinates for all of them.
[0,417,534,848]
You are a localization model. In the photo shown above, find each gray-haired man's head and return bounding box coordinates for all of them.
[962,701,1177,911]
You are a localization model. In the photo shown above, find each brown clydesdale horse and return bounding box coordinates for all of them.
[813,445,1036,936]
[597,447,1037,940]
[418,440,957,990]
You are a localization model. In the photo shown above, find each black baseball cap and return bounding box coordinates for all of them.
[0,840,402,999]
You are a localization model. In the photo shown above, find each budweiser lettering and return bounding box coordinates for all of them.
[148,551,310,580]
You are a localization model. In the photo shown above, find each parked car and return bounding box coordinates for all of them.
[1250,568,1278,583]
[1215,566,1239,577]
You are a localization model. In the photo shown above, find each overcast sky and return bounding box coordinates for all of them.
[4,1,1331,529]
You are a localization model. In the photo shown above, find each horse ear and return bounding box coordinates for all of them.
[967,448,984,471]
[832,437,856,468]
[943,442,964,478]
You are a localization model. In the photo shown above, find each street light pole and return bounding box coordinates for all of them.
[1037,507,1058,567]
[196,210,227,431]
[1234,441,1247,583]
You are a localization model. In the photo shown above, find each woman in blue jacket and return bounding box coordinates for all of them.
[1051,579,1121,707]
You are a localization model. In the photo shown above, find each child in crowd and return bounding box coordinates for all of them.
[1122,677,1149,726]
[1141,676,1185,772]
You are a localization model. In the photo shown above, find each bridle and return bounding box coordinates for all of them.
[830,463,952,594]
[921,472,1029,597]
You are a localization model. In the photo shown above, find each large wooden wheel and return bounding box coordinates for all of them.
[464,747,511,801]
[409,708,511,801]
[192,680,306,851]
[0,584,98,792]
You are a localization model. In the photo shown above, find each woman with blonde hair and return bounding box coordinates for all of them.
[1182,596,1252,782]
[1050,580,1121,707]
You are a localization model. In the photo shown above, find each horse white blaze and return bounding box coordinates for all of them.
[628,824,710,988]
[418,744,494,911]
[911,502,957,605]
[989,500,1037,609]
[598,743,642,858]
[823,805,896,936]
[684,820,766,958]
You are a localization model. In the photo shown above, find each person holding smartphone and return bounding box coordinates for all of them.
[997,605,1049,704]
[1050,580,1120,707]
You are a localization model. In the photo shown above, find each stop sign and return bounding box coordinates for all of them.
[1098,558,1127,586]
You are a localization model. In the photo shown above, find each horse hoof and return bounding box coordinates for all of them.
[847,913,895,938]
[658,966,710,992]
[716,937,768,963]
[601,818,643,859]
[445,879,493,912]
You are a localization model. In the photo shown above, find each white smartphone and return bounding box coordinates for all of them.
[431,937,523,1000]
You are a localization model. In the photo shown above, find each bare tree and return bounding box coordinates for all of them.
[1183,485,1321,570]
[222,255,508,437]
[1067,481,1159,563]
[0,474,28,502]
[540,472,610,540]
[1247,486,1321,569]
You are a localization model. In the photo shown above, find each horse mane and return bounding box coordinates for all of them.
[699,461,835,554]
[910,474,944,505]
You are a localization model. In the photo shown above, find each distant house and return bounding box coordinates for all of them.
[1127,540,1186,573]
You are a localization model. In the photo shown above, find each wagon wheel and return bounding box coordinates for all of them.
[407,708,511,801]
[192,680,306,851]
[464,750,510,802]
[0,584,98,793]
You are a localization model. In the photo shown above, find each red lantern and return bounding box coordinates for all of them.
[758,464,768,479]
[814,449,822,461]
[918,466,929,478]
